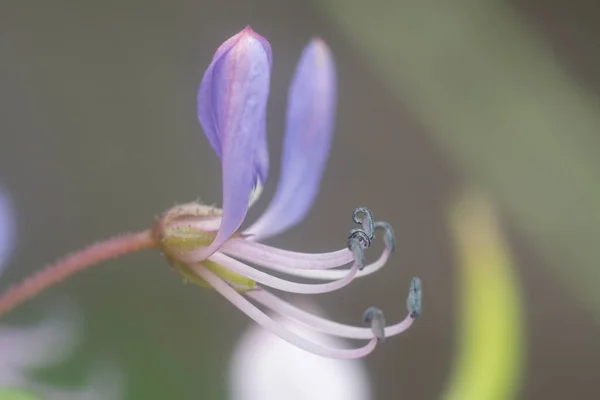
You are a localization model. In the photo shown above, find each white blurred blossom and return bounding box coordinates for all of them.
[229,303,372,400]
[0,187,123,400]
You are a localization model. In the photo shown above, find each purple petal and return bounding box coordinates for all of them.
[196,27,272,259]
[247,39,337,240]
[0,187,15,277]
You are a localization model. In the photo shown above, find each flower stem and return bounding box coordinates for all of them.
[0,229,159,318]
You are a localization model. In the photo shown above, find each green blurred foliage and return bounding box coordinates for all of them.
[317,0,600,320]
[0,389,40,400]
[444,191,524,400]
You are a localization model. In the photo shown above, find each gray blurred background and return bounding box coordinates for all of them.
[0,0,599,399]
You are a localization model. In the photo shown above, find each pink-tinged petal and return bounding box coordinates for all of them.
[0,187,15,277]
[247,39,337,240]
[196,27,272,260]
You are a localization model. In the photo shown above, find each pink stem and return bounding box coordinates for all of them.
[0,229,158,318]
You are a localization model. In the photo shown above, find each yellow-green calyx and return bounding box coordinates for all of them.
[170,258,256,291]
[157,202,221,255]
[157,202,256,291]
[161,225,217,254]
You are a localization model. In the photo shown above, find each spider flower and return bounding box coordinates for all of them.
[157,27,421,359]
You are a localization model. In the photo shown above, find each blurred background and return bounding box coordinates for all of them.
[1,0,599,398]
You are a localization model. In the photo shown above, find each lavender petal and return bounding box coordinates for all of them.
[247,39,336,240]
[196,27,272,259]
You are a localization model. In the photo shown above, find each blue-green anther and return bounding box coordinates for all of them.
[408,277,422,318]
[374,221,395,252]
[346,237,366,270]
[353,207,375,240]
[363,306,386,342]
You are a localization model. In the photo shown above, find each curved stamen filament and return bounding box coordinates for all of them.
[247,289,416,339]
[257,247,391,281]
[209,252,359,294]
[222,238,353,269]
[222,217,396,275]
[191,264,378,359]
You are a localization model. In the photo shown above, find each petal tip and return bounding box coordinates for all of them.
[238,26,259,42]
[213,27,271,62]
[242,25,256,35]
[309,37,327,49]
[308,38,333,61]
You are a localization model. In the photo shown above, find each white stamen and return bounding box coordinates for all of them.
[252,248,391,281]
[247,289,415,339]
[223,238,352,268]
[209,252,359,294]
[191,264,378,359]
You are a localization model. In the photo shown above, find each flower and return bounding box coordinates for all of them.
[0,188,123,400]
[229,304,371,400]
[157,27,421,359]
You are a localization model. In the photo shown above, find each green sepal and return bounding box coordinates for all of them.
[161,226,216,254]
[170,258,256,291]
